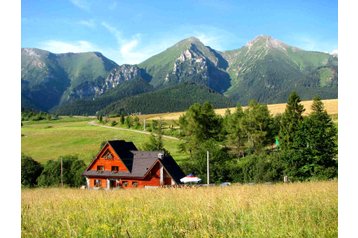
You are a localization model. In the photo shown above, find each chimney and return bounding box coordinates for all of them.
[158,153,164,160]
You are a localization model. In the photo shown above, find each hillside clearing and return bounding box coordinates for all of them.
[21,117,184,164]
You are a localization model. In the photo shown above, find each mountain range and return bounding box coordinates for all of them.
[21,35,338,115]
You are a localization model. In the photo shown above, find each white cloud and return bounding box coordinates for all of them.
[69,0,90,11]
[38,40,98,53]
[101,22,123,44]
[101,22,161,64]
[36,24,240,64]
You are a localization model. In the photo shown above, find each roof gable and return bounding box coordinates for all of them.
[85,141,136,172]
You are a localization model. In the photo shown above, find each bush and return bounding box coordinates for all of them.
[21,154,43,187]
[235,152,285,183]
[37,155,87,187]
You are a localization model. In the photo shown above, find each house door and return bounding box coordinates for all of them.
[109,180,117,188]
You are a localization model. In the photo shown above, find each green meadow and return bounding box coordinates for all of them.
[21,181,337,238]
[21,117,186,164]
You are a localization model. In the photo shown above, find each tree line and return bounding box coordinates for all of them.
[147,92,337,183]
[21,154,86,188]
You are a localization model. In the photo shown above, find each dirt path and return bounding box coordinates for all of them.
[88,121,180,141]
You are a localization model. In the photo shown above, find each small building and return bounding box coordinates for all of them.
[82,140,185,189]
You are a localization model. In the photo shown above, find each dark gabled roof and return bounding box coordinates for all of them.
[108,140,137,171]
[160,154,186,184]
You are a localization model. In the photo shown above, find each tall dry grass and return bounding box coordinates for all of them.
[22,181,337,238]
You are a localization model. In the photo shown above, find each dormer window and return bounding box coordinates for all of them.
[111,166,119,172]
[97,165,104,171]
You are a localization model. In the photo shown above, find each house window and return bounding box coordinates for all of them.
[111,166,119,172]
[97,165,104,171]
[103,150,114,159]
[94,179,102,187]
[122,181,128,187]
[132,181,138,187]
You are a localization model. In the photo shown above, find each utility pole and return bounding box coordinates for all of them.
[207,151,209,186]
[60,157,63,187]
[143,119,146,131]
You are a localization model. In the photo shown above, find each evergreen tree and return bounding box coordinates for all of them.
[279,91,305,150]
[120,114,125,125]
[133,116,140,129]
[179,102,222,154]
[225,103,246,156]
[125,116,132,128]
[302,97,338,178]
[241,100,274,153]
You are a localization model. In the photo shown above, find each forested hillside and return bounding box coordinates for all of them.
[100,82,235,115]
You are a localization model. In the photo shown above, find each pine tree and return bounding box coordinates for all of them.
[241,100,274,153]
[279,92,305,150]
[225,103,246,155]
[179,102,222,154]
[302,97,338,178]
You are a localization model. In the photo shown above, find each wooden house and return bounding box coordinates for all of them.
[82,140,185,189]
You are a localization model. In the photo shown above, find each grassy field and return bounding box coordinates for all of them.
[21,181,337,238]
[21,117,185,164]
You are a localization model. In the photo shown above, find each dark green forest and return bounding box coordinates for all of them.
[99,82,235,115]
[173,92,337,183]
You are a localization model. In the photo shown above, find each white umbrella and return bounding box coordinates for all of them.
[180,174,202,183]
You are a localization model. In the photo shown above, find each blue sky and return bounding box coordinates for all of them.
[21,0,338,64]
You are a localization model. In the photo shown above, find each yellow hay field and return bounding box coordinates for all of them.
[142,99,338,121]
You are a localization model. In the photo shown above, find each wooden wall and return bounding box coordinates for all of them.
[88,144,128,172]
[87,162,175,189]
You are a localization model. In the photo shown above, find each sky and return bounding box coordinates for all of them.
[21,0,338,65]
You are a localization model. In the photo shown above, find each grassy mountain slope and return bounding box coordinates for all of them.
[21,48,118,111]
[100,82,235,115]
[21,48,71,111]
[139,37,230,91]
[222,36,337,104]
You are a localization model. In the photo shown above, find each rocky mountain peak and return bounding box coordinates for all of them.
[174,36,204,49]
[246,35,289,51]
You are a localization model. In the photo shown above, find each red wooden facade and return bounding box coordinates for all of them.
[82,140,184,189]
